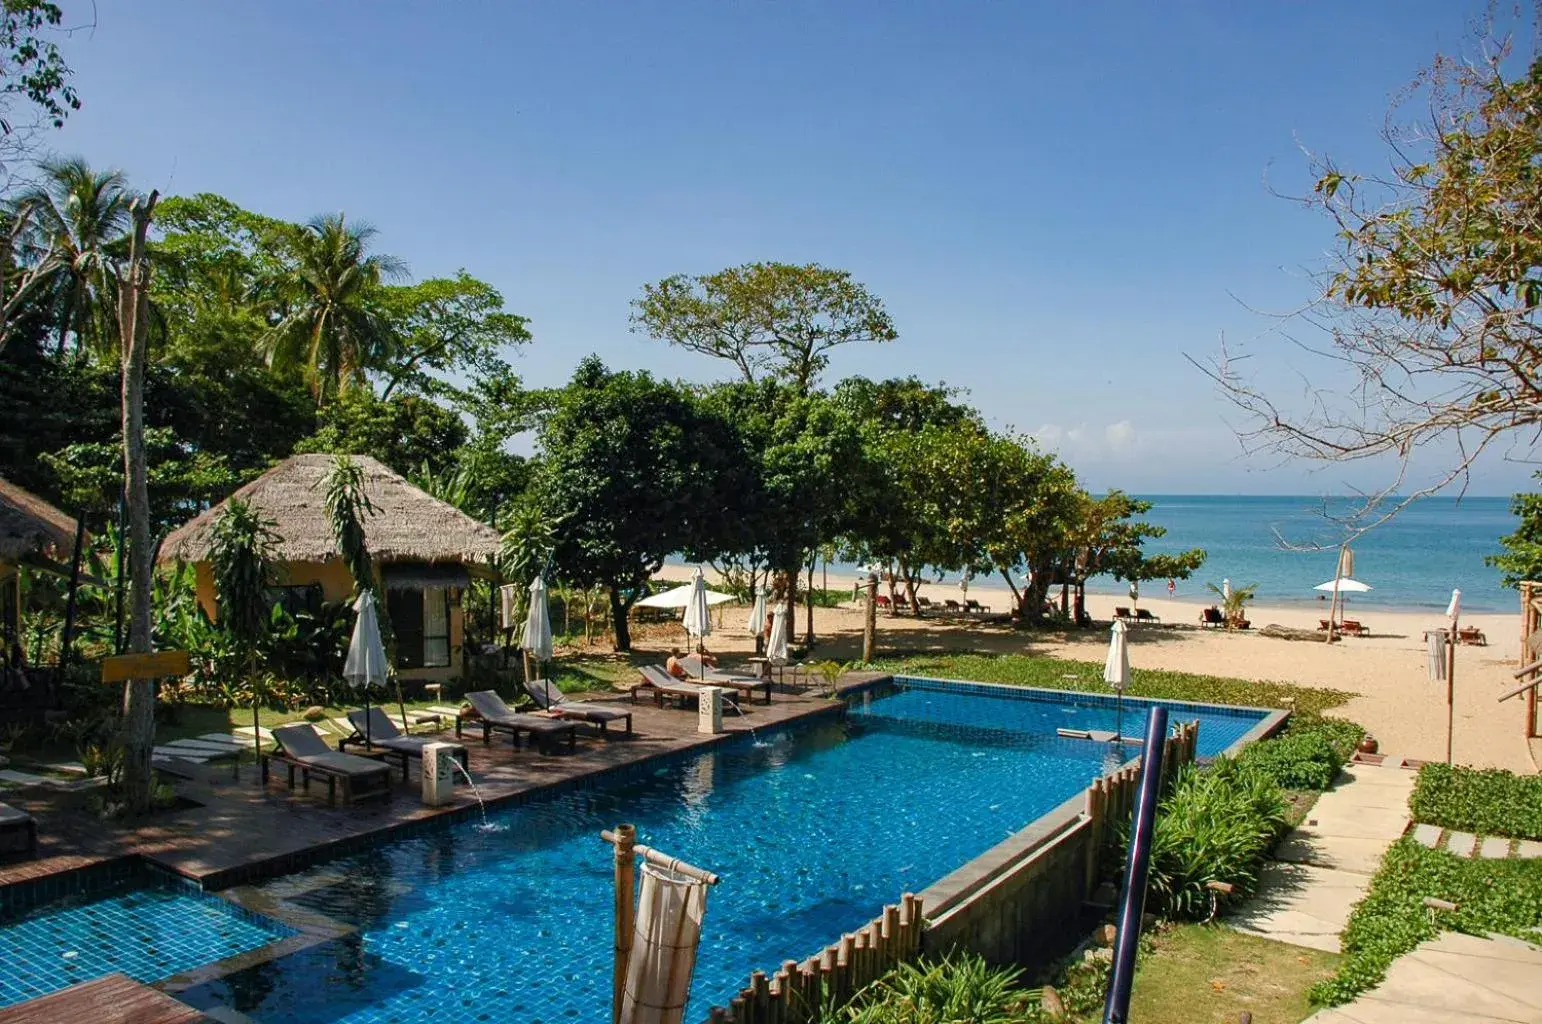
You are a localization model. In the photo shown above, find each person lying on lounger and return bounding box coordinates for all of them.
[667,648,717,678]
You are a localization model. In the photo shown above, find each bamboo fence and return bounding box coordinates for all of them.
[705,893,924,1024]
[1082,719,1199,892]
[1523,582,1541,738]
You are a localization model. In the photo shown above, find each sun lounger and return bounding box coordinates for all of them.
[1134,609,1160,624]
[942,599,962,613]
[458,691,579,753]
[1340,619,1368,637]
[677,656,773,704]
[631,666,721,710]
[1458,626,1487,646]
[524,679,634,736]
[0,801,37,862]
[964,599,991,614]
[916,596,933,610]
[263,724,392,805]
[339,707,468,780]
[1114,606,1132,620]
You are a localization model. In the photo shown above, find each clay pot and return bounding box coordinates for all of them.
[1357,734,1379,755]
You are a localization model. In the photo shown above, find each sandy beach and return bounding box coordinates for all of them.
[651,565,1536,772]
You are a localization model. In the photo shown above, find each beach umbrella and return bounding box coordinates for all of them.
[523,574,554,664]
[1314,578,1371,593]
[747,590,767,636]
[636,582,735,609]
[1104,618,1130,740]
[344,590,389,744]
[766,608,789,665]
[1222,578,1231,601]
[682,568,712,658]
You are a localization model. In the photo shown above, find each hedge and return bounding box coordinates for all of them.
[1408,763,1542,841]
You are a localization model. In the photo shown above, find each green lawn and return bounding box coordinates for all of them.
[866,651,1353,715]
[1125,924,1339,1024]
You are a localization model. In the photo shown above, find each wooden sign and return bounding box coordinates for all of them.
[101,650,190,683]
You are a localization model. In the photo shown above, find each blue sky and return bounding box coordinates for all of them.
[50,1,1534,495]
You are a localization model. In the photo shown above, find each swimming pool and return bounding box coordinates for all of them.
[0,679,1267,1021]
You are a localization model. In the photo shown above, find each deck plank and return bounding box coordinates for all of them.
[0,973,208,1023]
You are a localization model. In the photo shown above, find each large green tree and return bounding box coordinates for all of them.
[632,261,897,394]
[261,213,406,401]
[1488,472,1542,588]
[535,358,744,650]
[15,156,131,356]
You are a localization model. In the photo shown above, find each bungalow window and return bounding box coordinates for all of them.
[422,586,451,668]
[385,574,459,670]
[266,583,322,618]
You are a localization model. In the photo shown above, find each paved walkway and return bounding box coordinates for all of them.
[1303,931,1542,1024]
[1410,823,1542,860]
[1227,761,1416,952]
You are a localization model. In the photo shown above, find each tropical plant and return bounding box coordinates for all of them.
[1205,580,1258,629]
[208,497,281,763]
[828,955,1028,1024]
[1487,471,1542,588]
[813,659,848,698]
[324,454,377,597]
[13,156,132,356]
[261,213,406,401]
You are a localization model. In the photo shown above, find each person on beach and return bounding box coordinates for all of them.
[1167,579,1176,599]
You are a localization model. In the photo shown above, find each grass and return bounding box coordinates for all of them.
[1408,763,1542,841]
[866,651,1353,715]
[1311,837,1542,1005]
[1125,924,1339,1024]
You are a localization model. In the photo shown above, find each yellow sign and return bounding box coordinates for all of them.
[101,650,191,683]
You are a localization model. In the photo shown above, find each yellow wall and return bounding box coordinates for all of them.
[190,558,466,681]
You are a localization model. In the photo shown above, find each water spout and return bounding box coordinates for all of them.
[726,701,771,748]
[449,758,504,832]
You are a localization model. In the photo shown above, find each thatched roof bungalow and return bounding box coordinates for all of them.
[161,454,500,681]
[0,476,81,649]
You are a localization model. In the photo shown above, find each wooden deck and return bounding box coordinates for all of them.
[0,974,209,1023]
[0,675,889,893]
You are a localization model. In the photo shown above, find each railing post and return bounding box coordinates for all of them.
[1102,707,1168,1024]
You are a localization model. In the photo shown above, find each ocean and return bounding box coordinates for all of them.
[705,494,1522,614]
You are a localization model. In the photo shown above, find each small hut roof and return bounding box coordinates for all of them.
[159,454,501,566]
[0,476,78,563]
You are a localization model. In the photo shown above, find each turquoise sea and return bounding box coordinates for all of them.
[1091,494,1518,614]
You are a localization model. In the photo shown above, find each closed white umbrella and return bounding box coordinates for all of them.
[344,590,389,743]
[1104,618,1130,741]
[1222,578,1231,601]
[523,574,553,664]
[766,609,789,665]
[682,568,712,657]
[746,591,767,636]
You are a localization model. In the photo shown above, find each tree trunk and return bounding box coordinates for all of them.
[862,575,877,663]
[116,191,159,816]
[609,586,632,652]
[782,571,797,652]
[805,562,815,646]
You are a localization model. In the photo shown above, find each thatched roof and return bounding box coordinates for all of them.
[159,454,501,567]
[0,476,78,564]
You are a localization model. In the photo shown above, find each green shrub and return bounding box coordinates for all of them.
[1238,730,1340,790]
[826,954,1029,1023]
[1143,759,1289,920]
[1282,714,1365,762]
[1312,838,1542,1005]
[1409,763,1542,841]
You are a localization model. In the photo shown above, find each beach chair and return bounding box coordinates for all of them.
[1318,619,1332,632]
[916,595,934,612]
[458,691,579,752]
[0,801,37,863]
[1200,607,1225,628]
[632,666,716,710]
[263,724,393,805]
[964,599,991,614]
[1340,619,1368,637]
[1458,625,1487,646]
[1114,606,1132,620]
[1134,609,1160,624]
[942,599,962,613]
[524,678,634,735]
[678,656,774,704]
[340,707,469,780]
[875,594,891,609]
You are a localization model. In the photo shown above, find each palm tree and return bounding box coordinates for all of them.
[262,213,406,402]
[13,157,133,357]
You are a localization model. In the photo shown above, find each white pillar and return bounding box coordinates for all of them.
[697,686,724,735]
[421,741,460,805]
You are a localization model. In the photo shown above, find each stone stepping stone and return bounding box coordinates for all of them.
[1444,831,1477,857]
[151,746,210,762]
[1479,836,1512,859]
[1411,823,1443,848]
[1516,839,1542,859]
[161,739,238,759]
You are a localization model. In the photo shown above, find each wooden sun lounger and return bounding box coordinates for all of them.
[1340,619,1369,637]
[677,656,774,704]
[524,679,634,735]
[263,724,392,805]
[1134,609,1160,623]
[964,599,991,614]
[632,666,718,710]
[1200,607,1225,628]
[1458,626,1487,646]
[339,707,468,780]
[458,690,579,753]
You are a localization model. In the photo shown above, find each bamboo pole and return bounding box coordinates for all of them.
[605,824,636,1024]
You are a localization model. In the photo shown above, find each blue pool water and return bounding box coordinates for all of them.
[1,681,1265,1022]
[0,878,294,1008]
